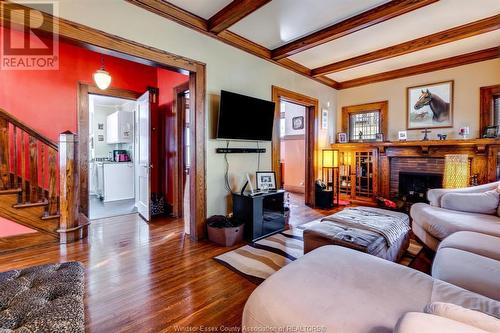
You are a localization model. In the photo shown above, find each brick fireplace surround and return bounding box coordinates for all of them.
[376,138,499,198]
[390,157,445,197]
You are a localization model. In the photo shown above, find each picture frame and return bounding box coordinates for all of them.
[337,132,348,143]
[398,131,407,141]
[256,171,276,191]
[321,109,328,130]
[483,125,499,138]
[407,80,453,130]
[98,123,104,130]
[292,116,304,130]
[375,133,384,142]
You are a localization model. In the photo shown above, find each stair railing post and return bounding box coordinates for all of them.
[58,131,87,243]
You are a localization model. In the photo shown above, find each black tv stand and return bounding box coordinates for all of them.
[232,190,285,242]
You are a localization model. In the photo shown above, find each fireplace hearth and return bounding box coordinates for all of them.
[398,172,443,203]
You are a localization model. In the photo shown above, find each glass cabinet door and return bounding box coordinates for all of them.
[355,151,374,198]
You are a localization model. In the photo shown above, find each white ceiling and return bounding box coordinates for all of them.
[164,0,500,85]
[229,0,388,49]
[166,0,233,19]
[328,30,500,81]
[290,0,500,69]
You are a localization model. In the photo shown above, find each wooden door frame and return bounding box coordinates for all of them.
[77,84,142,222]
[172,81,190,218]
[2,2,207,240]
[272,86,319,207]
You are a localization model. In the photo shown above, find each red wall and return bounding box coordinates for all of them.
[0,27,188,204]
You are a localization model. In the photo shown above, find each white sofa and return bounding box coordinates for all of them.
[433,231,500,301]
[410,181,500,251]
[242,246,500,333]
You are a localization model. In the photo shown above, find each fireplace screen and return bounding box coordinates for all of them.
[399,172,443,203]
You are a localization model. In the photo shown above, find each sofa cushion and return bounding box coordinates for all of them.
[424,302,500,332]
[441,190,499,215]
[439,231,500,261]
[410,203,500,241]
[433,248,500,301]
[395,312,489,333]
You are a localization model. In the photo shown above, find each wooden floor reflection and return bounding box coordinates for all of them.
[0,214,256,332]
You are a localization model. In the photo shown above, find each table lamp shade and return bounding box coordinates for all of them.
[323,149,338,168]
[443,154,470,189]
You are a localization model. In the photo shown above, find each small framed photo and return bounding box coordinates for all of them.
[338,132,348,143]
[398,131,407,141]
[483,125,498,138]
[375,133,384,142]
[292,116,304,130]
[98,123,104,130]
[256,171,276,191]
[98,135,104,142]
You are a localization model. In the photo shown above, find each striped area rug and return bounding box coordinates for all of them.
[214,220,423,284]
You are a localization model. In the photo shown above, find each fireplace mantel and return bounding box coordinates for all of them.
[331,138,500,199]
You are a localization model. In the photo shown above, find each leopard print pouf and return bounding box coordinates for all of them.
[0,262,84,333]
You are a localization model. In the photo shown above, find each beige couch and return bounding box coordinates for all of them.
[410,181,500,251]
[242,246,500,333]
[433,231,500,301]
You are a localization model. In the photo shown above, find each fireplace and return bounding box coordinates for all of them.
[398,172,443,203]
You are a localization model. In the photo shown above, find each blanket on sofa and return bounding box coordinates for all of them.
[321,207,410,247]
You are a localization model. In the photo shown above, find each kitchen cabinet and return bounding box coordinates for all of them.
[106,111,134,144]
[103,163,134,202]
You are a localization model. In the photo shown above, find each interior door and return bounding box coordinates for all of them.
[135,91,151,221]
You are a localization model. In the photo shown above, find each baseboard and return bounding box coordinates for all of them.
[283,185,305,194]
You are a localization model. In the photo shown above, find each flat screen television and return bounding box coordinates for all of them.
[216,90,275,141]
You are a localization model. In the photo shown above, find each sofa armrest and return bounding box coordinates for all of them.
[427,181,500,207]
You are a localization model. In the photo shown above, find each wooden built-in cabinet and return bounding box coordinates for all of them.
[337,145,378,205]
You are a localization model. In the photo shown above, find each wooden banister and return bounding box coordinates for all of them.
[0,108,58,151]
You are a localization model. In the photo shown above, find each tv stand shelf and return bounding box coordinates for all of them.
[232,190,285,242]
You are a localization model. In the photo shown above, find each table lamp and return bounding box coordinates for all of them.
[322,149,339,205]
[443,154,470,188]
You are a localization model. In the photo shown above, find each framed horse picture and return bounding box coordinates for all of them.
[407,80,453,130]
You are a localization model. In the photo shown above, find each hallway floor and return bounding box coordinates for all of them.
[89,195,137,220]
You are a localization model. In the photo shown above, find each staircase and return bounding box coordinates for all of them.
[0,108,75,251]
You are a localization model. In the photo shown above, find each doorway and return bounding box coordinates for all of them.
[280,101,307,206]
[272,86,319,207]
[88,94,138,220]
[172,82,191,234]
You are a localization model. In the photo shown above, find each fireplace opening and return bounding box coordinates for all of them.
[399,172,443,203]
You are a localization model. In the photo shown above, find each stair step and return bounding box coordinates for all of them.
[0,188,22,195]
[41,214,60,221]
[13,200,48,209]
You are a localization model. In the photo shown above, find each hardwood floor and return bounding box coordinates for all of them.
[0,197,431,332]
[0,214,256,332]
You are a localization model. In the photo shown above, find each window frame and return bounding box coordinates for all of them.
[480,85,500,133]
[341,101,388,143]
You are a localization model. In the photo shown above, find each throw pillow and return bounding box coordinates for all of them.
[424,302,500,332]
[394,312,489,333]
[441,189,499,215]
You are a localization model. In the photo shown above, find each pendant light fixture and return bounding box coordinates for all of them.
[93,55,112,90]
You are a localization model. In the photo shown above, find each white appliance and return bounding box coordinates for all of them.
[102,162,134,202]
[106,111,134,144]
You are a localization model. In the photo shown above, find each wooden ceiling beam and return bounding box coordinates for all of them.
[272,0,438,60]
[126,0,340,89]
[208,0,272,34]
[337,47,500,89]
[312,15,500,77]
